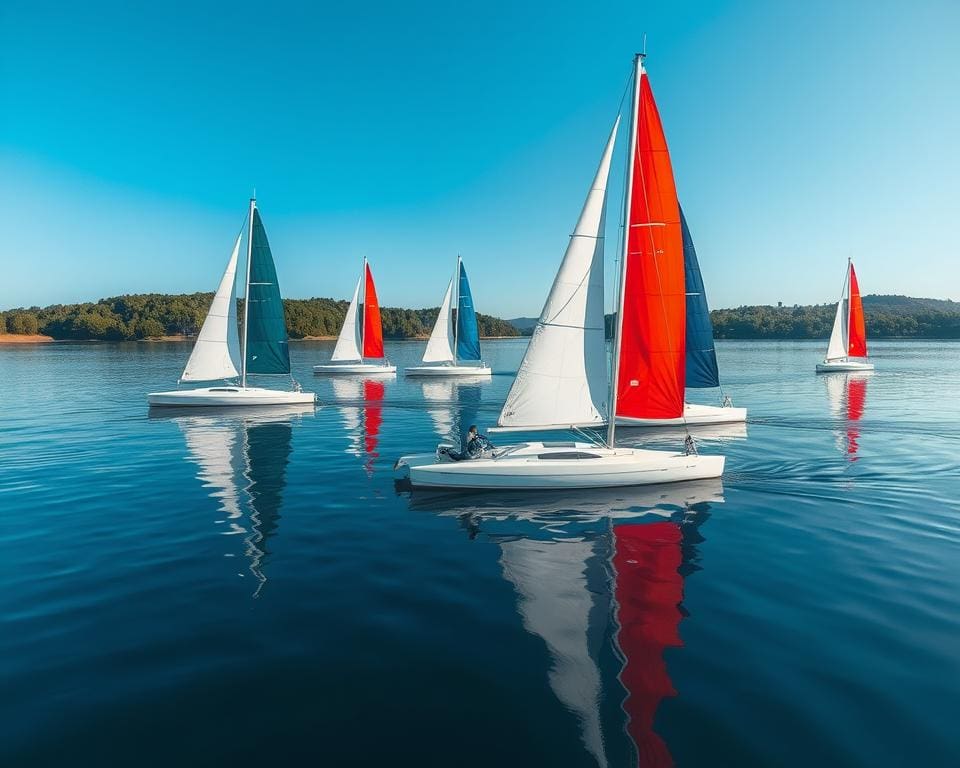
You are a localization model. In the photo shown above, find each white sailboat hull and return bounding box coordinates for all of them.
[395,441,724,490]
[616,402,747,426]
[148,386,316,407]
[313,362,396,375]
[405,364,491,377]
[816,359,874,373]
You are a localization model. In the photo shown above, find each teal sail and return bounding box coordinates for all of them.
[455,261,482,361]
[681,207,720,389]
[245,208,291,375]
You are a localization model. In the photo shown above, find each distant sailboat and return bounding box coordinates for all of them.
[405,256,491,376]
[148,198,315,406]
[616,207,747,426]
[396,55,724,489]
[313,258,396,375]
[816,259,873,372]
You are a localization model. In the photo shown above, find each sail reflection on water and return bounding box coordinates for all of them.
[418,378,485,452]
[154,404,313,596]
[823,372,870,459]
[330,377,386,476]
[405,481,721,766]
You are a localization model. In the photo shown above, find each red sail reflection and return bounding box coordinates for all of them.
[613,522,684,768]
[846,375,867,458]
[363,379,384,475]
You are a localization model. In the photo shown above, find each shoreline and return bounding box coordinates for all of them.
[0,334,54,344]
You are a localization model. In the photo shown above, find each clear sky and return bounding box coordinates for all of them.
[1,0,957,316]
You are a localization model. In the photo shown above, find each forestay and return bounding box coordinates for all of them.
[497,118,619,430]
[331,275,363,362]
[422,277,455,363]
[181,234,242,382]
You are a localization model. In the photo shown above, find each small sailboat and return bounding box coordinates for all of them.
[148,198,315,407]
[616,206,747,426]
[404,256,491,376]
[816,259,873,372]
[313,258,396,374]
[395,55,724,489]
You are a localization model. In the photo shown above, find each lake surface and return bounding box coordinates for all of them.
[1,338,958,767]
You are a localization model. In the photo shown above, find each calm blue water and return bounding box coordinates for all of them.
[1,339,958,767]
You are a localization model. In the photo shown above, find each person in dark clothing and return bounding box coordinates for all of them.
[442,425,494,461]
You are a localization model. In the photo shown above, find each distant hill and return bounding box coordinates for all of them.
[711,294,960,339]
[0,294,520,341]
[508,317,538,336]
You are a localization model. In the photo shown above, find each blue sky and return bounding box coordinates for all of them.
[1,0,957,316]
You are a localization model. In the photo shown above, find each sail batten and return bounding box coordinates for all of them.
[496,117,620,430]
[181,234,242,382]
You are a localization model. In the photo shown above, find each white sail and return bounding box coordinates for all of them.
[422,276,455,363]
[825,298,848,361]
[500,538,608,768]
[331,274,363,362]
[181,234,243,382]
[497,118,619,430]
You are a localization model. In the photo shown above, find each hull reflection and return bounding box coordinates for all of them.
[152,404,313,596]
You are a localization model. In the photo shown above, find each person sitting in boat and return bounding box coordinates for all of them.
[442,425,493,461]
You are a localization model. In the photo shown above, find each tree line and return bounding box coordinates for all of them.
[709,296,960,339]
[0,293,520,341]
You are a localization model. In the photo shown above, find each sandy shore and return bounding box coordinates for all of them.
[0,334,54,344]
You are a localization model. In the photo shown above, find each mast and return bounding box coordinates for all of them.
[607,53,643,448]
[845,257,852,348]
[453,255,461,366]
[360,255,367,363]
[240,196,255,388]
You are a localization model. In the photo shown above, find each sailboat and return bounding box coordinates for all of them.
[148,198,316,407]
[395,55,724,489]
[404,256,491,376]
[312,258,396,374]
[816,259,873,372]
[616,206,747,426]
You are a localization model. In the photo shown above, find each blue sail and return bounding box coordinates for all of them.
[681,206,720,388]
[245,208,291,375]
[455,261,482,361]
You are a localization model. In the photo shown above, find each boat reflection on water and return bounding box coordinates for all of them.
[403,480,722,767]
[823,372,871,460]
[330,377,388,476]
[418,377,487,453]
[150,404,314,596]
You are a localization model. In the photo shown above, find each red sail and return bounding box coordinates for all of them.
[613,522,683,768]
[362,263,384,359]
[847,263,867,357]
[616,67,685,419]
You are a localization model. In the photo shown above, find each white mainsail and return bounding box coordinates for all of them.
[422,276,455,363]
[181,234,243,382]
[825,298,848,361]
[331,274,363,362]
[497,118,619,430]
[499,538,608,768]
